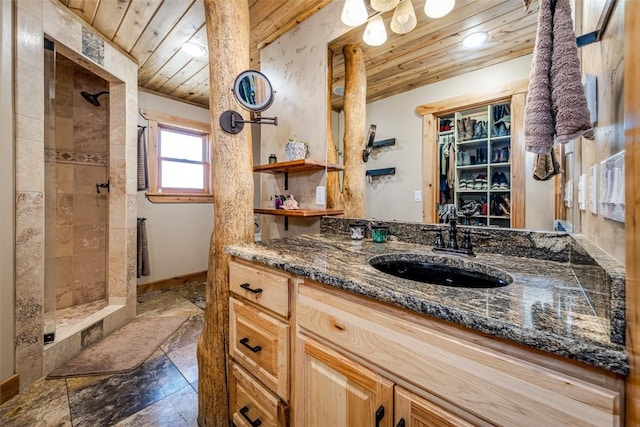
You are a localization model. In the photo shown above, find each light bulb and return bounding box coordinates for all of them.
[363,16,388,46]
[370,0,399,12]
[390,0,417,34]
[424,0,455,18]
[341,0,368,26]
[462,31,488,48]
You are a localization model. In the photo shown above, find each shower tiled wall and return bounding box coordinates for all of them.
[14,0,138,389]
[52,57,108,309]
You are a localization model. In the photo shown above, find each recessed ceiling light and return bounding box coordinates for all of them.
[332,85,345,96]
[461,31,488,48]
[182,41,207,57]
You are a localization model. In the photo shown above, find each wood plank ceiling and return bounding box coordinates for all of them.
[329,0,538,110]
[58,0,537,110]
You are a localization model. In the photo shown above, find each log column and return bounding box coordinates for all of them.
[198,1,253,425]
[327,48,343,209]
[342,44,366,218]
[625,0,640,422]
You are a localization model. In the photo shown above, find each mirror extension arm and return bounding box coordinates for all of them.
[219,110,278,134]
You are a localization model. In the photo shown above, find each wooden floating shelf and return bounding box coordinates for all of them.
[253,159,344,174]
[254,208,344,217]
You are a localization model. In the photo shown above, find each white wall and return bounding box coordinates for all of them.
[362,54,553,229]
[137,91,214,284]
[259,1,349,239]
[0,0,14,381]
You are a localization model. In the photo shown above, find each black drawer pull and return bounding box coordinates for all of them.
[375,405,385,427]
[239,337,262,353]
[240,283,263,294]
[396,419,405,427]
[239,405,262,427]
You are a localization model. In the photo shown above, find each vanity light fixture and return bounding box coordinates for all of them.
[424,0,455,19]
[181,41,207,57]
[341,0,368,26]
[461,31,488,48]
[390,0,417,34]
[363,15,388,46]
[370,0,400,12]
[341,0,456,45]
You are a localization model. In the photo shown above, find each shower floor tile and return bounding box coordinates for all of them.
[1,282,205,427]
[55,299,109,332]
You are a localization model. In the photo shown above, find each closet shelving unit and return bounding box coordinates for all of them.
[438,102,512,228]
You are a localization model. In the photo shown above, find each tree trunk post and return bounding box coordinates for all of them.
[342,44,367,218]
[198,1,253,425]
[327,48,343,209]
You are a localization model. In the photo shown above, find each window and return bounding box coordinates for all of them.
[142,109,213,203]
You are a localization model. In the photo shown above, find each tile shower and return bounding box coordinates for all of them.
[44,47,111,339]
[13,0,139,390]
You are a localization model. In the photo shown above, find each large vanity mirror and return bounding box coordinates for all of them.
[327,0,581,233]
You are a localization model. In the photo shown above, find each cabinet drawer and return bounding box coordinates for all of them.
[297,284,621,427]
[230,297,290,400]
[230,259,290,318]
[230,362,288,427]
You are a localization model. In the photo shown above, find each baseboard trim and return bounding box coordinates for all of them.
[137,271,207,295]
[0,373,19,404]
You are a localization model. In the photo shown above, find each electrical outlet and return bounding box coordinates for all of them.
[316,186,326,205]
[414,190,422,202]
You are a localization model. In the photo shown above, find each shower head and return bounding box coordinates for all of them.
[81,90,109,107]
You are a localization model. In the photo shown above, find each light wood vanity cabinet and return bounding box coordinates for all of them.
[298,336,394,427]
[228,259,294,427]
[229,259,624,427]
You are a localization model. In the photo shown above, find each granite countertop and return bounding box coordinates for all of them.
[226,233,628,375]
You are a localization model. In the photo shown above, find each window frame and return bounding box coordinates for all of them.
[142,109,213,203]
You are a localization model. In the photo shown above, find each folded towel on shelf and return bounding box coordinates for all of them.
[524,0,593,155]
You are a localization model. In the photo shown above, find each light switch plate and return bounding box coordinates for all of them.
[315,186,326,205]
[414,190,422,202]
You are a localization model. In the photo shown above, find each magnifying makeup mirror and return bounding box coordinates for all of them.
[234,70,275,112]
[220,70,278,134]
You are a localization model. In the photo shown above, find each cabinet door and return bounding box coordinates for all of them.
[394,387,474,427]
[298,336,394,427]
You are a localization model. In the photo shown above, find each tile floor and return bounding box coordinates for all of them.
[0,282,205,427]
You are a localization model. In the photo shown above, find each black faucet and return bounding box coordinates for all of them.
[433,206,475,256]
[447,206,459,250]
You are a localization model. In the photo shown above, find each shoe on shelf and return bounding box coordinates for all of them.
[498,197,511,216]
[457,119,466,140]
[498,172,510,190]
[498,147,510,163]
[476,147,486,164]
[473,176,483,190]
[462,150,471,165]
[476,173,487,190]
[490,172,501,190]
[459,173,472,190]
[502,195,511,209]
[468,118,477,140]
[460,200,482,216]
[491,149,501,163]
